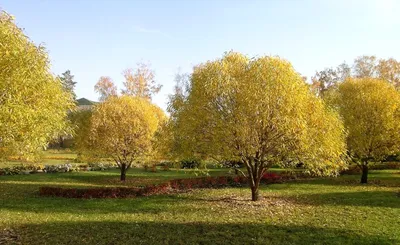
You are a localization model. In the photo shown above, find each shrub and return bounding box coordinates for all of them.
[369,162,400,170]
[261,172,281,183]
[158,161,174,171]
[21,163,44,172]
[39,186,141,198]
[44,164,79,173]
[78,164,89,170]
[223,160,244,169]
[39,173,302,199]
[0,166,24,175]
[0,162,119,176]
[138,183,171,196]
[0,164,45,175]
[162,165,169,171]
[230,176,248,187]
[383,153,400,162]
[180,159,201,169]
[88,162,117,171]
[142,164,158,172]
[169,178,193,189]
[168,176,245,189]
[158,161,176,168]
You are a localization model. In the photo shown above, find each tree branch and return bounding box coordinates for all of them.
[235,167,247,177]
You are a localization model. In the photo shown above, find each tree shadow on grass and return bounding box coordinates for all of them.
[0,182,202,215]
[10,221,397,245]
[1,180,398,217]
[293,171,400,188]
[292,190,400,208]
[173,189,400,209]
[286,178,400,189]
[0,172,168,189]
[0,168,214,187]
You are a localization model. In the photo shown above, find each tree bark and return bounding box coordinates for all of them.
[361,163,368,184]
[251,186,259,201]
[59,136,64,148]
[120,163,127,181]
[244,158,264,201]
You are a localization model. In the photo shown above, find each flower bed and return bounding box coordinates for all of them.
[261,172,281,183]
[39,173,295,199]
[39,186,141,198]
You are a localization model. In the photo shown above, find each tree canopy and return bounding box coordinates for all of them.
[168,52,347,200]
[312,56,400,96]
[94,63,162,102]
[94,76,118,102]
[329,78,400,183]
[86,96,164,180]
[121,63,162,100]
[69,109,93,153]
[59,70,77,100]
[0,11,75,159]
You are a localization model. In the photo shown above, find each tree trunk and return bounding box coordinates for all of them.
[243,158,264,201]
[120,163,127,181]
[251,186,259,201]
[59,136,64,148]
[361,164,368,184]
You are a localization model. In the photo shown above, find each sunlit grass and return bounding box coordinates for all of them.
[0,168,399,244]
[0,150,78,168]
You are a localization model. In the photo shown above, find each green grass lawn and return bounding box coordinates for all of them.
[0,168,399,245]
[0,150,79,168]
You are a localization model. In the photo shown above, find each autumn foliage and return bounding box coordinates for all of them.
[329,78,400,183]
[0,11,75,160]
[86,96,163,181]
[167,52,347,201]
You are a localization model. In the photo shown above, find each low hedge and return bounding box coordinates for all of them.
[39,186,141,198]
[39,173,295,199]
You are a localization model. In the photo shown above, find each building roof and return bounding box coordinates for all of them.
[76,98,97,106]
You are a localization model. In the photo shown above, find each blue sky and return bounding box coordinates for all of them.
[2,0,400,111]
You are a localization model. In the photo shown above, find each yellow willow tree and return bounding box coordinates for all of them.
[330,78,400,184]
[87,96,163,181]
[69,109,93,155]
[0,12,74,160]
[170,52,347,201]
